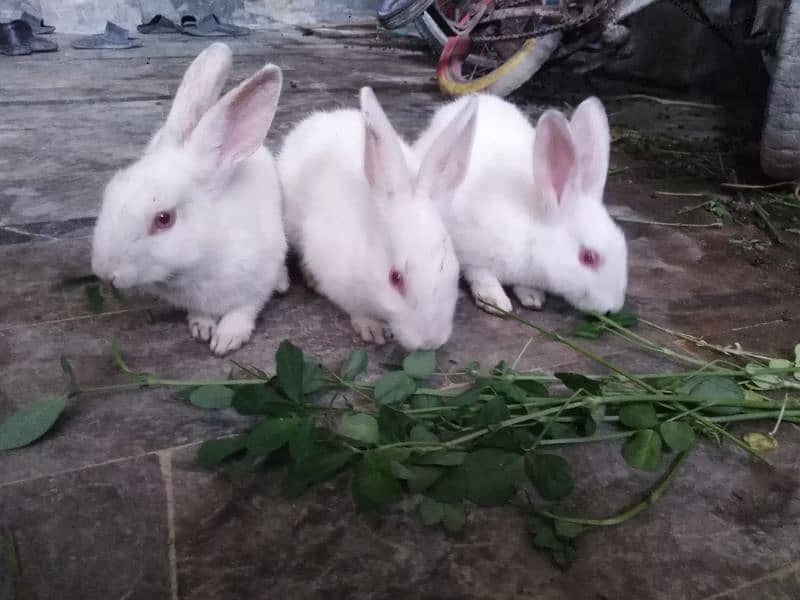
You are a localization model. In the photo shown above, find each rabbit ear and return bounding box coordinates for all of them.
[417,96,477,203]
[189,64,282,179]
[532,109,577,217]
[569,97,610,200]
[360,87,412,199]
[152,43,233,150]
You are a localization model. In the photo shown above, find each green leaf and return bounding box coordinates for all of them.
[607,308,638,328]
[622,429,662,471]
[352,452,403,510]
[403,351,437,380]
[525,453,574,501]
[374,371,417,405]
[527,517,579,569]
[302,359,328,395]
[743,363,780,390]
[375,447,412,463]
[419,496,443,526]
[430,449,524,507]
[572,320,606,339]
[480,396,509,427]
[198,435,247,469]
[448,385,482,407]
[555,372,602,396]
[337,413,379,445]
[246,417,299,455]
[232,385,294,415]
[340,350,368,380]
[282,448,353,498]
[0,397,67,451]
[415,450,466,466]
[407,465,443,493]
[682,376,745,403]
[410,395,441,410]
[60,356,79,394]
[409,424,439,444]
[492,381,527,403]
[189,385,234,410]
[441,503,467,532]
[742,431,778,452]
[528,518,561,550]
[465,361,481,375]
[492,361,510,376]
[659,421,695,451]
[514,379,549,396]
[618,403,659,430]
[545,422,578,440]
[571,309,637,339]
[389,461,415,479]
[377,405,414,442]
[288,418,317,461]
[276,340,305,402]
[85,282,104,313]
[554,520,584,539]
[578,404,604,437]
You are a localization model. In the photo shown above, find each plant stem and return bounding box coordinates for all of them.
[535,431,637,446]
[504,312,659,394]
[536,446,693,526]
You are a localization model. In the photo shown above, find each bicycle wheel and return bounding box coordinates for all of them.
[378,0,436,30]
[760,0,800,179]
[414,11,498,69]
[436,31,561,96]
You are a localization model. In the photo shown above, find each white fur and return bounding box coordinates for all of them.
[278,87,476,350]
[413,94,628,314]
[91,43,288,355]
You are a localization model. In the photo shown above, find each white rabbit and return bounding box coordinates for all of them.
[278,87,477,350]
[91,43,288,355]
[413,94,627,315]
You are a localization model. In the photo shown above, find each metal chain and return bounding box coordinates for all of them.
[471,0,614,42]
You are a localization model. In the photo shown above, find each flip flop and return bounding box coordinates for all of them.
[180,14,249,37]
[72,22,143,49]
[20,11,55,35]
[137,14,182,34]
[0,20,57,55]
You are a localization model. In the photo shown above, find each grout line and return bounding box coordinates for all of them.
[0,303,165,332]
[0,439,203,489]
[701,559,800,599]
[158,450,180,600]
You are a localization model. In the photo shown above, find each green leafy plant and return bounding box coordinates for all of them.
[3,311,799,568]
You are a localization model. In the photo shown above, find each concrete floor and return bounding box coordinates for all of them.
[1,26,800,600]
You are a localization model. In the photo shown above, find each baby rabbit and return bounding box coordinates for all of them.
[413,94,628,315]
[278,87,477,350]
[91,43,288,355]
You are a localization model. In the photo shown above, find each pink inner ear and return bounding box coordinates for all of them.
[546,126,575,204]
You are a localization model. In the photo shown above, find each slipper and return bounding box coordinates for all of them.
[0,20,57,55]
[180,14,249,37]
[71,22,143,49]
[20,11,55,35]
[137,14,182,34]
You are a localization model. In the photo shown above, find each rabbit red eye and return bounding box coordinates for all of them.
[580,248,600,269]
[151,210,175,233]
[389,269,405,293]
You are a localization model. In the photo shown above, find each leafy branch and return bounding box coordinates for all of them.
[2,313,798,568]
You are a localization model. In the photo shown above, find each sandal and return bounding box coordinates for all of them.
[137,14,183,34]
[180,14,249,37]
[20,11,55,35]
[72,22,143,50]
[0,20,57,55]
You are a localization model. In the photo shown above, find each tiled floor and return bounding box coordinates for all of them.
[1,27,799,599]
